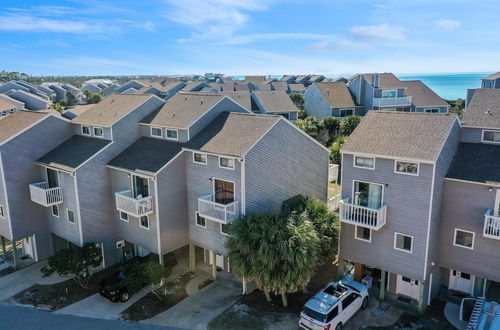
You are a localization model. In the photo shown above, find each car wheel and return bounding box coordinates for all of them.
[335,323,342,330]
[361,297,369,309]
[120,291,130,302]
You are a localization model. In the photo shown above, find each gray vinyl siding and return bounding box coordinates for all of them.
[362,79,375,112]
[340,154,434,280]
[0,82,29,94]
[331,106,365,118]
[44,169,81,246]
[438,179,500,283]
[140,124,189,143]
[245,119,329,214]
[76,97,163,265]
[186,152,242,255]
[425,120,460,280]
[0,116,73,258]
[156,152,189,254]
[461,127,483,143]
[188,97,249,139]
[0,156,11,239]
[8,91,49,111]
[304,84,332,119]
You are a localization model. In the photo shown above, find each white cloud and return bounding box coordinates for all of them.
[0,14,104,33]
[350,23,405,42]
[307,41,331,52]
[436,19,461,30]
[221,33,339,45]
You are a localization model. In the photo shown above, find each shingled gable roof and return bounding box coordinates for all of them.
[220,91,252,111]
[0,110,49,145]
[184,112,281,157]
[463,89,500,129]
[342,111,458,162]
[252,91,299,112]
[483,72,500,80]
[72,94,155,127]
[446,143,500,184]
[315,82,356,108]
[108,137,184,176]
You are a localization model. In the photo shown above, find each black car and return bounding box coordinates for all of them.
[99,270,131,302]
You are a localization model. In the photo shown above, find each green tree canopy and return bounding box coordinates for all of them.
[295,116,320,139]
[340,115,361,135]
[329,136,346,165]
[88,93,103,104]
[289,92,304,109]
[49,102,65,113]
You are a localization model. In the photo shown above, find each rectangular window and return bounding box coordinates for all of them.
[221,223,231,236]
[81,125,91,136]
[93,127,103,137]
[52,205,59,218]
[140,215,149,229]
[0,205,4,218]
[219,157,235,170]
[120,211,129,222]
[482,130,500,143]
[339,109,354,117]
[341,293,357,310]
[196,212,206,228]
[355,226,371,242]
[193,152,207,165]
[151,127,163,138]
[395,161,419,175]
[67,209,75,224]
[454,229,474,249]
[382,89,397,98]
[425,108,439,113]
[166,129,178,140]
[354,156,375,169]
[394,232,413,253]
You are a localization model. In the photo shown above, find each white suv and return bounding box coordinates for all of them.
[299,280,369,330]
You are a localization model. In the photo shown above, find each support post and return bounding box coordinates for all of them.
[158,253,164,265]
[189,244,196,271]
[379,270,386,302]
[418,282,426,315]
[473,277,485,298]
[354,263,363,282]
[337,258,345,281]
[12,240,18,269]
[210,250,217,280]
[242,276,247,295]
[0,236,6,260]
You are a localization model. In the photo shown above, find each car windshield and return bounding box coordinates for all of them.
[302,307,327,323]
[342,283,360,293]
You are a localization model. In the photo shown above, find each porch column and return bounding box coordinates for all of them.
[189,244,196,271]
[379,270,386,301]
[0,236,6,260]
[242,276,247,295]
[354,263,363,282]
[210,250,217,280]
[12,240,18,269]
[158,253,164,265]
[473,277,485,298]
[337,258,345,281]
[418,283,426,314]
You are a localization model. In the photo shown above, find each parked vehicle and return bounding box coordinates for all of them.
[99,270,131,302]
[299,280,369,330]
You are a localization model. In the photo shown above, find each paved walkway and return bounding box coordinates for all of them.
[55,288,150,320]
[444,302,467,330]
[142,278,242,329]
[0,260,69,301]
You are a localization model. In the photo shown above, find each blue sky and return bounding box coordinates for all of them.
[0,0,499,76]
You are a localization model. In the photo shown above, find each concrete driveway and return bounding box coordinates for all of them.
[142,278,242,329]
[55,288,150,320]
[0,261,68,301]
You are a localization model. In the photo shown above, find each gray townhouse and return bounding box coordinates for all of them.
[347,73,449,113]
[288,83,307,94]
[0,98,19,116]
[0,94,25,111]
[295,75,311,85]
[251,91,299,120]
[338,111,461,313]
[115,80,148,94]
[82,83,103,95]
[304,81,364,119]
[280,75,297,84]
[437,88,500,299]
[49,84,68,103]
[6,90,50,111]
[480,72,500,89]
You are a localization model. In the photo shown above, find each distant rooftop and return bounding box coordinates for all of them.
[447,143,500,184]
[463,89,500,129]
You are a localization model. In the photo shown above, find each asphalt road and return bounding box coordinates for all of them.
[0,304,180,330]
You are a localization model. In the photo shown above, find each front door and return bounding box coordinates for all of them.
[133,176,149,198]
[353,181,382,208]
[214,179,234,205]
[216,253,224,270]
[22,237,34,259]
[397,275,420,300]
[449,270,474,295]
[46,168,59,188]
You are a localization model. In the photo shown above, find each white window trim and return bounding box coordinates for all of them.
[394,160,420,176]
[81,125,92,136]
[165,128,179,141]
[218,156,235,170]
[195,212,207,229]
[66,208,75,224]
[119,211,129,222]
[220,223,230,236]
[353,156,375,170]
[193,152,207,165]
[453,228,475,250]
[52,205,60,218]
[354,226,371,243]
[0,205,4,218]
[139,215,150,230]
[351,180,384,207]
[481,130,500,144]
[394,232,413,253]
[150,126,163,139]
[93,126,104,138]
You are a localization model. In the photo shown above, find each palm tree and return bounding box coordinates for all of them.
[289,92,304,109]
[49,102,64,113]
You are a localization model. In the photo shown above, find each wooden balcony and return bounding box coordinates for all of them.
[198,194,240,224]
[339,198,387,230]
[29,181,63,207]
[373,96,412,107]
[483,209,500,240]
[115,190,154,217]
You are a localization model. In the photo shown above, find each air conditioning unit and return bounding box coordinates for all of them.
[116,240,125,249]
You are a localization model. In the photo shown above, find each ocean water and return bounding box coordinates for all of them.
[232,72,491,100]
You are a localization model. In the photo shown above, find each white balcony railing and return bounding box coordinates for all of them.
[29,181,63,207]
[115,190,154,217]
[484,209,500,240]
[198,194,240,224]
[329,164,339,183]
[373,96,412,107]
[339,198,387,230]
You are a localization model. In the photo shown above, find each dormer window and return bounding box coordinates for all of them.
[151,127,163,138]
[93,127,104,138]
[82,125,91,136]
[166,129,178,140]
[482,130,500,144]
[382,90,397,98]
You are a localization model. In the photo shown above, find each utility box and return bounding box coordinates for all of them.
[362,275,373,289]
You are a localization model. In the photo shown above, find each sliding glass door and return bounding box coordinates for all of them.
[133,176,149,198]
[214,179,234,205]
[353,181,382,209]
[46,168,59,188]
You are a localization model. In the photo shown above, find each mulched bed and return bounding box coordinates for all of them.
[11,264,121,311]
[121,271,199,322]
